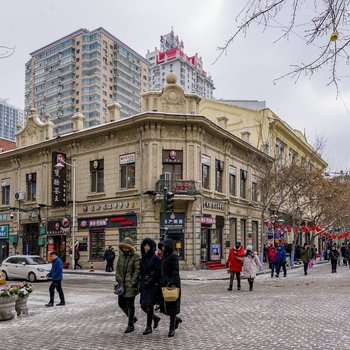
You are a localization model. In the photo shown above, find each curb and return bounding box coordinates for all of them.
[63,260,330,281]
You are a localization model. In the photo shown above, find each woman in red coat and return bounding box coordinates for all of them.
[226,242,245,290]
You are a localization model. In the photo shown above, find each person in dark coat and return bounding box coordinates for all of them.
[140,238,161,335]
[104,246,114,272]
[115,238,140,333]
[300,243,312,275]
[158,239,182,338]
[45,251,65,307]
[330,245,340,273]
[276,244,287,277]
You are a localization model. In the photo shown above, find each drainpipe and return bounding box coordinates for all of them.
[192,212,201,268]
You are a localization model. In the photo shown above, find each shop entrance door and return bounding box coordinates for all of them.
[209,228,222,261]
[0,240,9,262]
[23,224,39,255]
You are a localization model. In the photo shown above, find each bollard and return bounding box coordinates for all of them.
[89,262,94,272]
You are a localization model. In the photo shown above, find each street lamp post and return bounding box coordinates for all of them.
[55,159,76,270]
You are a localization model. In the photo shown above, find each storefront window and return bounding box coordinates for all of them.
[241,219,247,248]
[119,228,137,246]
[90,230,105,260]
[252,221,259,252]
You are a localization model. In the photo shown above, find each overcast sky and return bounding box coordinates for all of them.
[1,0,349,171]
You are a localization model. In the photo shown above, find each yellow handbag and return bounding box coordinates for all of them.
[162,283,180,302]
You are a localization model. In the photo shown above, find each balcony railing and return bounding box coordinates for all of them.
[155,179,200,195]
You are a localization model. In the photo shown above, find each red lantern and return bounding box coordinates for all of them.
[301,226,307,233]
[315,226,321,232]
[287,226,291,233]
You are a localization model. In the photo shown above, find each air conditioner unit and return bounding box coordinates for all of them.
[15,191,26,201]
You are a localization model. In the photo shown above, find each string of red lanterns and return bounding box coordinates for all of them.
[265,221,350,238]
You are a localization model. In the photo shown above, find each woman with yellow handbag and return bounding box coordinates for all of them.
[158,239,182,337]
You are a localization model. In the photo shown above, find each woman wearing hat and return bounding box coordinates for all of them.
[242,246,261,291]
[115,237,140,333]
[158,238,182,337]
[139,237,161,335]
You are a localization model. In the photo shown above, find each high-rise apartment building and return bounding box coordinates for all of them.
[25,28,150,134]
[146,29,215,99]
[0,99,24,141]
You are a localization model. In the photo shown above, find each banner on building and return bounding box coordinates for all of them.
[52,152,67,207]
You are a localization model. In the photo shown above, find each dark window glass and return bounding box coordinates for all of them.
[121,163,135,189]
[90,160,104,193]
[240,170,247,199]
[26,173,37,202]
[202,164,210,189]
[229,174,236,196]
[90,230,105,260]
[215,160,224,192]
[1,185,10,205]
[252,181,258,202]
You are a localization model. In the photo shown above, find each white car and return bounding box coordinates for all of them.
[0,255,52,282]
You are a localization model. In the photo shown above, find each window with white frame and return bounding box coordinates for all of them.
[26,173,37,202]
[240,169,247,199]
[90,160,104,193]
[120,153,135,189]
[201,155,211,190]
[215,160,224,192]
[1,179,10,205]
[229,166,237,196]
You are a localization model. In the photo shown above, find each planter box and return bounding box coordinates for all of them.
[0,295,18,321]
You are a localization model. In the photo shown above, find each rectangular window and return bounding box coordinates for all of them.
[241,219,247,248]
[90,230,105,260]
[1,179,10,205]
[201,155,211,190]
[90,160,104,193]
[229,166,237,196]
[240,170,247,199]
[252,221,259,252]
[120,153,135,189]
[215,160,224,192]
[162,150,183,180]
[26,173,37,202]
[252,175,258,202]
[275,139,285,165]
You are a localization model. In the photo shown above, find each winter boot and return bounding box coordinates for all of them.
[153,315,161,329]
[168,316,176,337]
[175,316,182,330]
[249,279,254,291]
[143,306,153,335]
[227,284,232,291]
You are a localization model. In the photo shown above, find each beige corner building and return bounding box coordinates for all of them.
[0,75,271,270]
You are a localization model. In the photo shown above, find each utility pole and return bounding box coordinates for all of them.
[160,187,168,241]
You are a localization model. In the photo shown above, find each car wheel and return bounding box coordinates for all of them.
[28,272,37,282]
[1,270,8,281]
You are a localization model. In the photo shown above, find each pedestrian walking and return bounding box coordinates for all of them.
[115,237,140,333]
[330,245,340,273]
[104,246,114,272]
[110,248,116,272]
[345,244,350,268]
[340,243,347,266]
[74,249,82,269]
[226,241,245,290]
[140,238,161,335]
[300,243,312,275]
[268,246,278,277]
[276,244,287,277]
[242,246,261,291]
[311,245,317,260]
[158,239,182,338]
[45,251,65,307]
